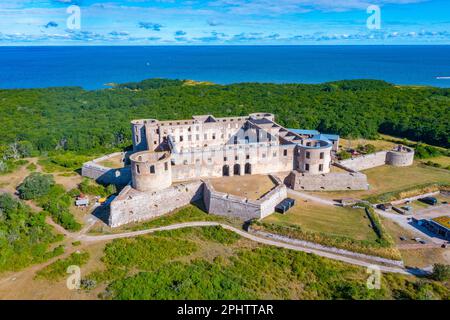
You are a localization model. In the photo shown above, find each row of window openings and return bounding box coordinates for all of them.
[173,132,270,144]
[304,164,324,172]
[160,119,244,127]
[305,152,325,159]
[136,162,169,174]
[178,149,289,165]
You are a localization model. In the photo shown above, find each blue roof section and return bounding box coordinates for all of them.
[319,133,340,141]
[288,129,339,142]
[288,129,319,135]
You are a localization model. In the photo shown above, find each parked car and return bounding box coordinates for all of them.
[419,197,438,206]
[377,203,392,211]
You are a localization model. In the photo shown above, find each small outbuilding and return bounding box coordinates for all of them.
[75,195,89,207]
[275,198,295,214]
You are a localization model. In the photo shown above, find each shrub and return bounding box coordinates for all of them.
[431,264,450,281]
[414,144,442,159]
[35,251,90,281]
[0,193,61,273]
[38,184,82,232]
[17,172,54,200]
[337,150,352,160]
[79,178,116,197]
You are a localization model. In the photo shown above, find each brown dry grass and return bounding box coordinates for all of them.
[209,174,276,200]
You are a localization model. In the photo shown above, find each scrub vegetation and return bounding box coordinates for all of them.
[84,227,448,300]
[0,193,63,273]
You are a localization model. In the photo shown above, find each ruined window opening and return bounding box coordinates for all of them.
[164,162,168,171]
[283,149,287,156]
[305,164,309,171]
[306,152,310,159]
[319,164,323,172]
[320,152,324,159]
[150,165,155,173]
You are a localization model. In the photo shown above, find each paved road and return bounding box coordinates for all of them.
[77,221,409,275]
[375,209,446,245]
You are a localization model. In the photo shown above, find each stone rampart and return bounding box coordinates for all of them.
[109,180,203,227]
[81,152,131,186]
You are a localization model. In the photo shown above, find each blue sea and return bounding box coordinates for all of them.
[0,45,449,89]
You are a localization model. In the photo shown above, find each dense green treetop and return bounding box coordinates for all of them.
[0,79,448,155]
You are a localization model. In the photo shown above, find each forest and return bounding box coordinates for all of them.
[0,79,448,160]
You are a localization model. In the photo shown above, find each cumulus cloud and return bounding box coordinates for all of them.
[138,22,163,31]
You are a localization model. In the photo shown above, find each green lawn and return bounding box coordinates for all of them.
[263,196,378,242]
[309,162,450,200]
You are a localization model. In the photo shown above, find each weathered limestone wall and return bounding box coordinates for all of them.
[130,151,172,192]
[339,151,387,171]
[81,152,131,186]
[203,176,287,220]
[287,171,369,191]
[109,181,203,227]
[339,147,414,172]
[259,177,289,218]
[386,149,414,166]
[203,184,261,220]
[171,144,295,182]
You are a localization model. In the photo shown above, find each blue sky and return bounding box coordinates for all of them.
[0,0,449,45]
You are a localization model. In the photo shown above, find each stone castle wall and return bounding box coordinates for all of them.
[109,181,203,227]
[339,151,388,172]
[287,171,369,191]
[386,149,414,166]
[81,152,131,186]
[203,175,287,220]
[339,147,415,172]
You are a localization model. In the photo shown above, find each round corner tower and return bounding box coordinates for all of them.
[295,138,332,174]
[130,151,172,192]
[386,145,414,167]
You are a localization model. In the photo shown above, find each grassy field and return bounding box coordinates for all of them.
[263,196,378,242]
[97,154,126,169]
[339,137,395,152]
[399,249,450,269]
[309,162,450,200]
[421,156,450,168]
